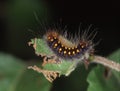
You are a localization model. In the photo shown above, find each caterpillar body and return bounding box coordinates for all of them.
[44,29,95,61]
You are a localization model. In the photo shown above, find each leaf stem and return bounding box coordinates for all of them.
[91,55,120,72]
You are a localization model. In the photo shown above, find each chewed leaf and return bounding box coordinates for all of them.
[28,61,77,82]
[28,56,77,82]
[43,60,77,76]
[87,49,120,91]
[28,38,54,56]
[28,38,80,82]
[28,65,60,83]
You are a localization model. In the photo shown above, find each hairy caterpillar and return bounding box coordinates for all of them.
[28,24,120,83]
[43,27,95,62]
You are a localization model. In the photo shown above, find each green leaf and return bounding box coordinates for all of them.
[0,53,51,91]
[15,69,51,91]
[30,38,53,55]
[87,49,120,91]
[43,60,76,76]
[0,53,25,91]
[28,38,82,82]
[29,38,78,77]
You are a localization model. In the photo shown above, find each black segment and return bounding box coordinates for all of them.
[47,37,92,59]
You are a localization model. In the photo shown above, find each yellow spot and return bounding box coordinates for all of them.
[65,47,67,49]
[72,47,74,49]
[48,37,51,40]
[58,41,60,44]
[72,51,75,55]
[68,48,71,50]
[54,43,58,48]
[77,49,80,52]
[64,51,67,54]
[81,45,84,48]
[61,45,64,47]
[59,48,62,52]
[68,51,71,55]
[54,37,57,39]
[50,39,54,42]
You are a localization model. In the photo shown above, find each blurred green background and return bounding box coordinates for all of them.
[0,0,120,91]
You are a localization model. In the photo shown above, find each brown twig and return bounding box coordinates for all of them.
[28,65,60,82]
[91,55,120,72]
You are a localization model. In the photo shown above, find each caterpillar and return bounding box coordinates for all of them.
[43,28,95,62]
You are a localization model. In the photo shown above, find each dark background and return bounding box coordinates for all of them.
[50,0,120,56]
[0,0,120,60]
